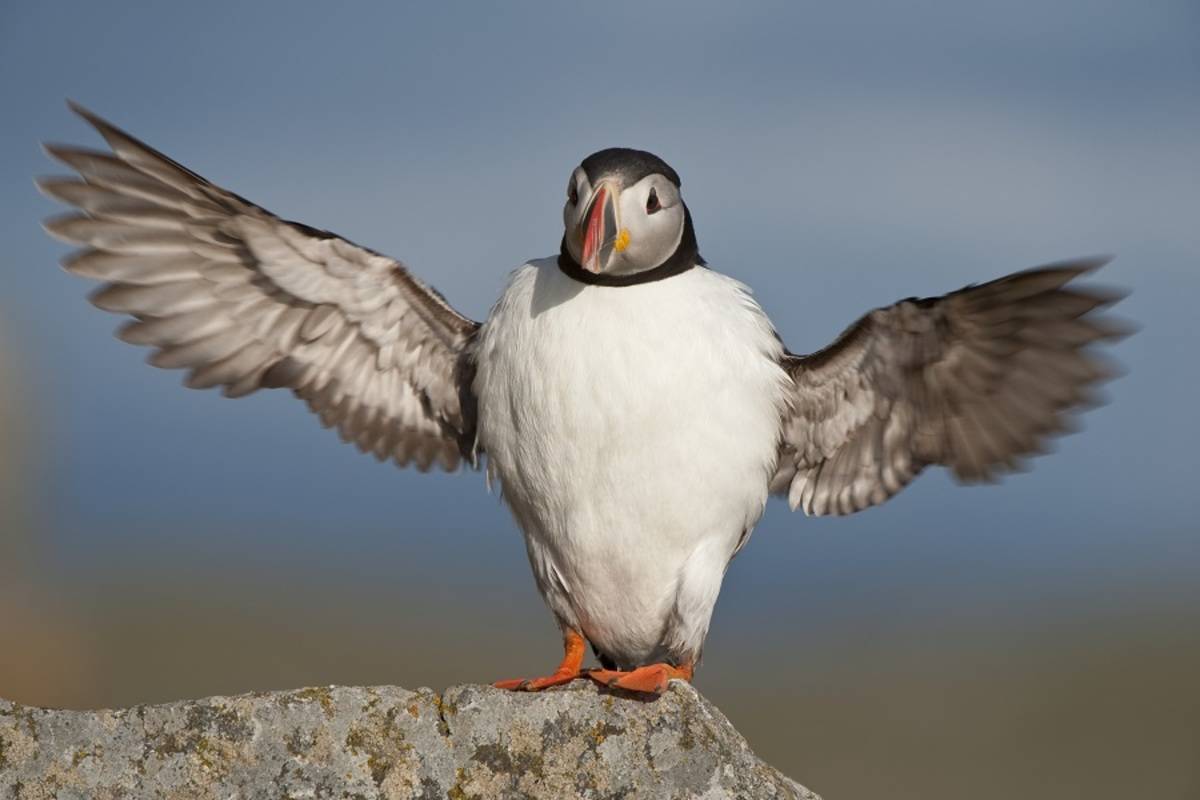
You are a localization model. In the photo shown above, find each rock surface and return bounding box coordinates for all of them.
[0,680,818,799]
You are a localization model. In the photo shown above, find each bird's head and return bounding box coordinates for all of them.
[560,148,701,283]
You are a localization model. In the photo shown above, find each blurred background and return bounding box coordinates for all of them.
[1,2,1198,797]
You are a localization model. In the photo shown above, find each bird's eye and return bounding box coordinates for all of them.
[646,187,661,214]
[568,183,579,205]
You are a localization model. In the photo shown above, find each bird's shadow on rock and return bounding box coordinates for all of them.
[547,676,675,704]
[594,684,667,703]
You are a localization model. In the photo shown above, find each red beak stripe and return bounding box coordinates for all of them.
[581,186,607,272]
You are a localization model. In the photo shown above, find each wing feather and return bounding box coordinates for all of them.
[43,103,481,470]
[774,258,1129,515]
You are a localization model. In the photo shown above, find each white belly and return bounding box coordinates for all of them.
[473,258,788,666]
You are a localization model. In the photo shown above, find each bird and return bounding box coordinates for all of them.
[39,103,1127,696]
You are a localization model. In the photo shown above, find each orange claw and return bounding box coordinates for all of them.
[586,661,694,695]
[493,629,587,691]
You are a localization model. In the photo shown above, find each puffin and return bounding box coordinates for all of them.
[40,104,1126,695]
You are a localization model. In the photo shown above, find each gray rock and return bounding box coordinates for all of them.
[0,680,818,799]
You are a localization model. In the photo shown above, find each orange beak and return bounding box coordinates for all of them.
[579,185,617,273]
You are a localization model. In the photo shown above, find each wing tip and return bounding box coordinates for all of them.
[34,175,74,204]
[1072,253,1115,273]
[41,141,68,162]
[42,213,82,242]
[1099,315,1140,342]
[66,99,105,130]
[1037,254,1114,278]
[1012,254,1116,289]
[33,175,53,198]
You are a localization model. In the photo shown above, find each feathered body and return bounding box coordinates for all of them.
[474,259,789,667]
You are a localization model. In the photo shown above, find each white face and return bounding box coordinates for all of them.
[562,166,686,277]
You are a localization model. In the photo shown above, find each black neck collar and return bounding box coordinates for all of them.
[557,206,704,287]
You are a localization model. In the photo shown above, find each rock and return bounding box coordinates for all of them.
[0,680,818,799]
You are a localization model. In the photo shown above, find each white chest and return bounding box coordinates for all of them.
[471,259,788,661]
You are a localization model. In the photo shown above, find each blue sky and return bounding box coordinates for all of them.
[1,0,1198,651]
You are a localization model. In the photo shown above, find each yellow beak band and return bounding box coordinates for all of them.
[613,228,631,252]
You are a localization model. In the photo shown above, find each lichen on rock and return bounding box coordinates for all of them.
[0,680,818,799]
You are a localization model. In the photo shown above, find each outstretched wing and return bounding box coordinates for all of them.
[772,258,1128,516]
[41,102,480,471]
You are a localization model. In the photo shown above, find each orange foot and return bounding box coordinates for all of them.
[586,662,694,695]
[493,629,586,691]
